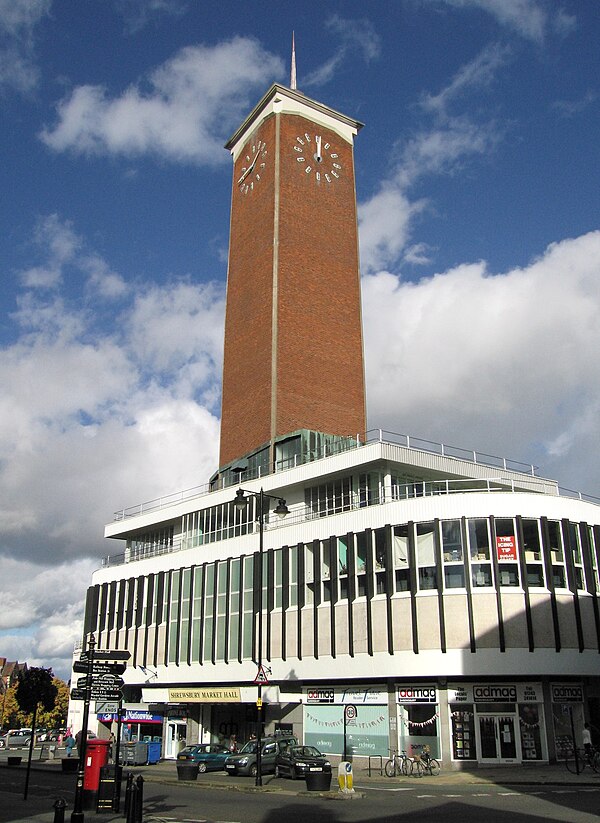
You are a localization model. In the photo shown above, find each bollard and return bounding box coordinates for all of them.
[134,775,143,823]
[53,797,67,823]
[126,779,138,823]
[124,771,134,820]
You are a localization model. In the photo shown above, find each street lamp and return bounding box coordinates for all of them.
[233,487,289,786]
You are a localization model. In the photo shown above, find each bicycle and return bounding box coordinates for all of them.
[384,749,411,776]
[411,746,440,777]
[565,746,600,774]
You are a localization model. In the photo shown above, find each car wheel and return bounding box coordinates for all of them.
[250,763,257,777]
[198,762,207,773]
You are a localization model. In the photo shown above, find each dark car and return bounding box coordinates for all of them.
[176,743,230,772]
[224,735,297,777]
[275,745,332,779]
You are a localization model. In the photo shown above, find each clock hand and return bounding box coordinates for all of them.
[315,135,322,163]
[237,147,261,184]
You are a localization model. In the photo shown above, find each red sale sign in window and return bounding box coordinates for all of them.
[496,535,517,560]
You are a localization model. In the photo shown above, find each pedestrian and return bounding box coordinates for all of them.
[65,733,75,757]
[583,723,592,755]
[229,734,238,753]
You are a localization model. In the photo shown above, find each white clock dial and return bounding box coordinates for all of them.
[293,133,342,184]
[238,140,267,195]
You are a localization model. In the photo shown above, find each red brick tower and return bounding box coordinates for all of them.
[219,83,366,471]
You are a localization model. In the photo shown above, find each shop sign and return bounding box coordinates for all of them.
[473,684,517,702]
[304,686,386,705]
[448,685,471,703]
[97,710,162,723]
[496,535,517,560]
[168,687,241,703]
[551,683,583,703]
[517,683,542,703]
[396,685,437,703]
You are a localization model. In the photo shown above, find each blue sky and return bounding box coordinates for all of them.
[1,0,599,680]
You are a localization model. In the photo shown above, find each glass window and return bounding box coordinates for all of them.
[393,524,410,592]
[442,520,464,589]
[522,519,544,587]
[468,518,490,560]
[547,520,567,588]
[471,563,492,588]
[417,522,437,590]
[356,532,368,597]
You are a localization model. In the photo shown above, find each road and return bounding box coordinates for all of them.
[1,767,600,823]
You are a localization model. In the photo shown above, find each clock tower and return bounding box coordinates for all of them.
[219,82,366,473]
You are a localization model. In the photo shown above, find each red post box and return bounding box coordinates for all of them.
[83,739,110,809]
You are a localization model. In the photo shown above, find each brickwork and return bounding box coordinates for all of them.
[219,105,366,469]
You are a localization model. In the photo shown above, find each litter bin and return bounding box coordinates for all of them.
[305,771,332,791]
[177,763,199,781]
[147,741,161,764]
[120,741,148,766]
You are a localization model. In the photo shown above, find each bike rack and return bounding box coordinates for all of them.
[368,755,383,776]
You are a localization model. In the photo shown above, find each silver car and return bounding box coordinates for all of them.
[0,730,32,749]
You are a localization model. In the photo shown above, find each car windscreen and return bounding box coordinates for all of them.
[239,741,257,753]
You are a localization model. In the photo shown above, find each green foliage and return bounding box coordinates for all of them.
[36,679,69,729]
[1,685,24,729]
[15,668,57,717]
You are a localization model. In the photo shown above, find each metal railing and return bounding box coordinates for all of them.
[102,475,582,568]
[112,428,543,521]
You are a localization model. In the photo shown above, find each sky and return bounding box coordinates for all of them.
[1,0,599,682]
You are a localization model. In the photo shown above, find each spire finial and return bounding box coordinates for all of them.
[290,31,297,90]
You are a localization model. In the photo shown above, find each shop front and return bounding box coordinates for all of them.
[448,682,547,765]
[395,684,440,759]
[303,686,389,757]
[550,682,585,759]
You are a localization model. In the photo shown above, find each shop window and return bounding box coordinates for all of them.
[401,704,439,758]
[522,519,545,587]
[417,522,437,591]
[526,564,545,587]
[450,707,475,760]
[495,519,520,587]
[519,704,543,760]
[498,564,520,587]
[547,520,567,588]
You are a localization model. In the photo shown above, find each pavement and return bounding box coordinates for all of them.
[1,752,600,823]
[2,749,600,789]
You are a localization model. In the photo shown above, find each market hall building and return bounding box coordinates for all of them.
[73,78,600,768]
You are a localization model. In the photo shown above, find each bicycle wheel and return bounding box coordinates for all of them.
[384,758,397,777]
[428,758,441,776]
[411,759,425,778]
[565,749,585,774]
[591,750,600,773]
[401,757,410,776]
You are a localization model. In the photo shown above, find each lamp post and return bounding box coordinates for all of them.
[233,488,289,786]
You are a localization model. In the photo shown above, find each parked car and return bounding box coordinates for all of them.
[0,730,32,749]
[275,744,331,779]
[176,743,230,772]
[224,735,297,777]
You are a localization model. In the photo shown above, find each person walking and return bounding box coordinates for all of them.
[65,732,75,757]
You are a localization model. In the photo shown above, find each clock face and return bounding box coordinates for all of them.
[293,133,342,184]
[238,140,267,195]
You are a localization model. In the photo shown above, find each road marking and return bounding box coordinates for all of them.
[498,792,520,795]
[443,793,462,797]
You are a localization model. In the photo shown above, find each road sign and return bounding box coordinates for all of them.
[70,688,87,701]
[80,650,131,662]
[95,701,119,714]
[91,692,123,702]
[73,661,126,675]
[344,705,357,722]
[253,665,269,685]
[76,676,92,689]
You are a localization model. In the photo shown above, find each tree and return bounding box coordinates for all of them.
[15,668,58,801]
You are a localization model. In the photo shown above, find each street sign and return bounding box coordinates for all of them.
[70,688,87,701]
[91,686,123,698]
[95,674,124,688]
[76,676,92,689]
[80,649,131,662]
[345,705,357,722]
[95,701,119,714]
[73,660,126,675]
[253,665,269,685]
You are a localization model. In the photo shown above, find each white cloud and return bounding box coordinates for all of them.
[362,230,600,493]
[40,38,284,163]
[429,0,576,42]
[116,0,188,34]
[301,14,380,88]
[0,0,50,93]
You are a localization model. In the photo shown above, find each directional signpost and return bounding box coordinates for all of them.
[70,639,131,823]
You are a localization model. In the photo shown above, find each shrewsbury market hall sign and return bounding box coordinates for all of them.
[169,687,241,702]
